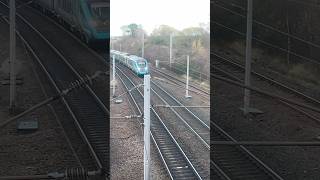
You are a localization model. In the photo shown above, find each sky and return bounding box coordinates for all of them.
[111,0,209,36]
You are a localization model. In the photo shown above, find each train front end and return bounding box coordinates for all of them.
[136,58,149,77]
[87,0,109,43]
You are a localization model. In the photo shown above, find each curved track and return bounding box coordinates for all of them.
[119,63,211,178]
[211,122,283,180]
[0,1,109,178]
[211,50,320,179]
[150,66,210,97]
[212,51,320,123]
[212,51,320,106]
[115,65,203,180]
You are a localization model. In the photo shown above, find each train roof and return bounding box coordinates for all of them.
[128,55,147,61]
[110,51,147,61]
[111,50,120,54]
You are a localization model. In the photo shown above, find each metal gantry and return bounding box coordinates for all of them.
[143,74,151,180]
[9,0,16,111]
[112,55,116,97]
[142,32,145,58]
[243,0,253,115]
[169,33,173,68]
[185,55,192,98]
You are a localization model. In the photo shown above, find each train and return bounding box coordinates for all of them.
[32,0,109,45]
[110,50,149,77]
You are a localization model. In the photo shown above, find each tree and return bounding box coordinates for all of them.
[121,23,139,37]
[128,23,139,37]
[120,25,130,36]
[182,27,209,37]
[151,25,179,37]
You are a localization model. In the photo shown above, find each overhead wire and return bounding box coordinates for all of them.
[213,2,320,50]
[212,1,320,66]
[212,0,320,10]
[287,0,320,8]
[212,20,320,66]
[211,74,320,114]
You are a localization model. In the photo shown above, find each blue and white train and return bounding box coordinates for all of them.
[33,0,109,45]
[110,50,149,77]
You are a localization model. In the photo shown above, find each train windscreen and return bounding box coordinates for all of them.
[137,60,147,68]
[88,2,109,32]
[91,6,108,20]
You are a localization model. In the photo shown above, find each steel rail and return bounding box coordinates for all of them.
[0,0,107,110]
[116,68,180,180]
[212,51,320,106]
[0,3,92,168]
[117,66,203,179]
[0,169,101,180]
[212,54,320,122]
[212,126,283,180]
[213,51,320,125]
[0,0,109,175]
[211,160,231,180]
[15,26,102,170]
[212,141,320,146]
[153,105,210,108]
[116,72,174,179]
[211,111,284,179]
[210,82,284,179]
[124,68,210,149]
[116,66,203,179]
[123,66,211,178]
[212,64,242,82]
[151,83,210,149]
[150,66,210,95]
[22,2,107,64]
[28,54,84,168]
[213,74,320,114]
[122,63,279,179]
[152,76,209,97]
[151,80,210,129]
[13,7,108,112]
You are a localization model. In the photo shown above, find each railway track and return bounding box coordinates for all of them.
[138,60,281,179]
[210,66,283,179]
[116,61,281,179]
[151,80,210,145]
[212,51,320,123]
[0,1,109,178]
[211,121,283,180]
[150,66,210,97]
[119,63,210,178]
[211,50,320,179]
[123,64,210,144]
[17,2,109,105]
[115,65,204,179]
[212,51,320,106]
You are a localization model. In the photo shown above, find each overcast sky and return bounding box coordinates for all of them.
[111,0,209,36]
